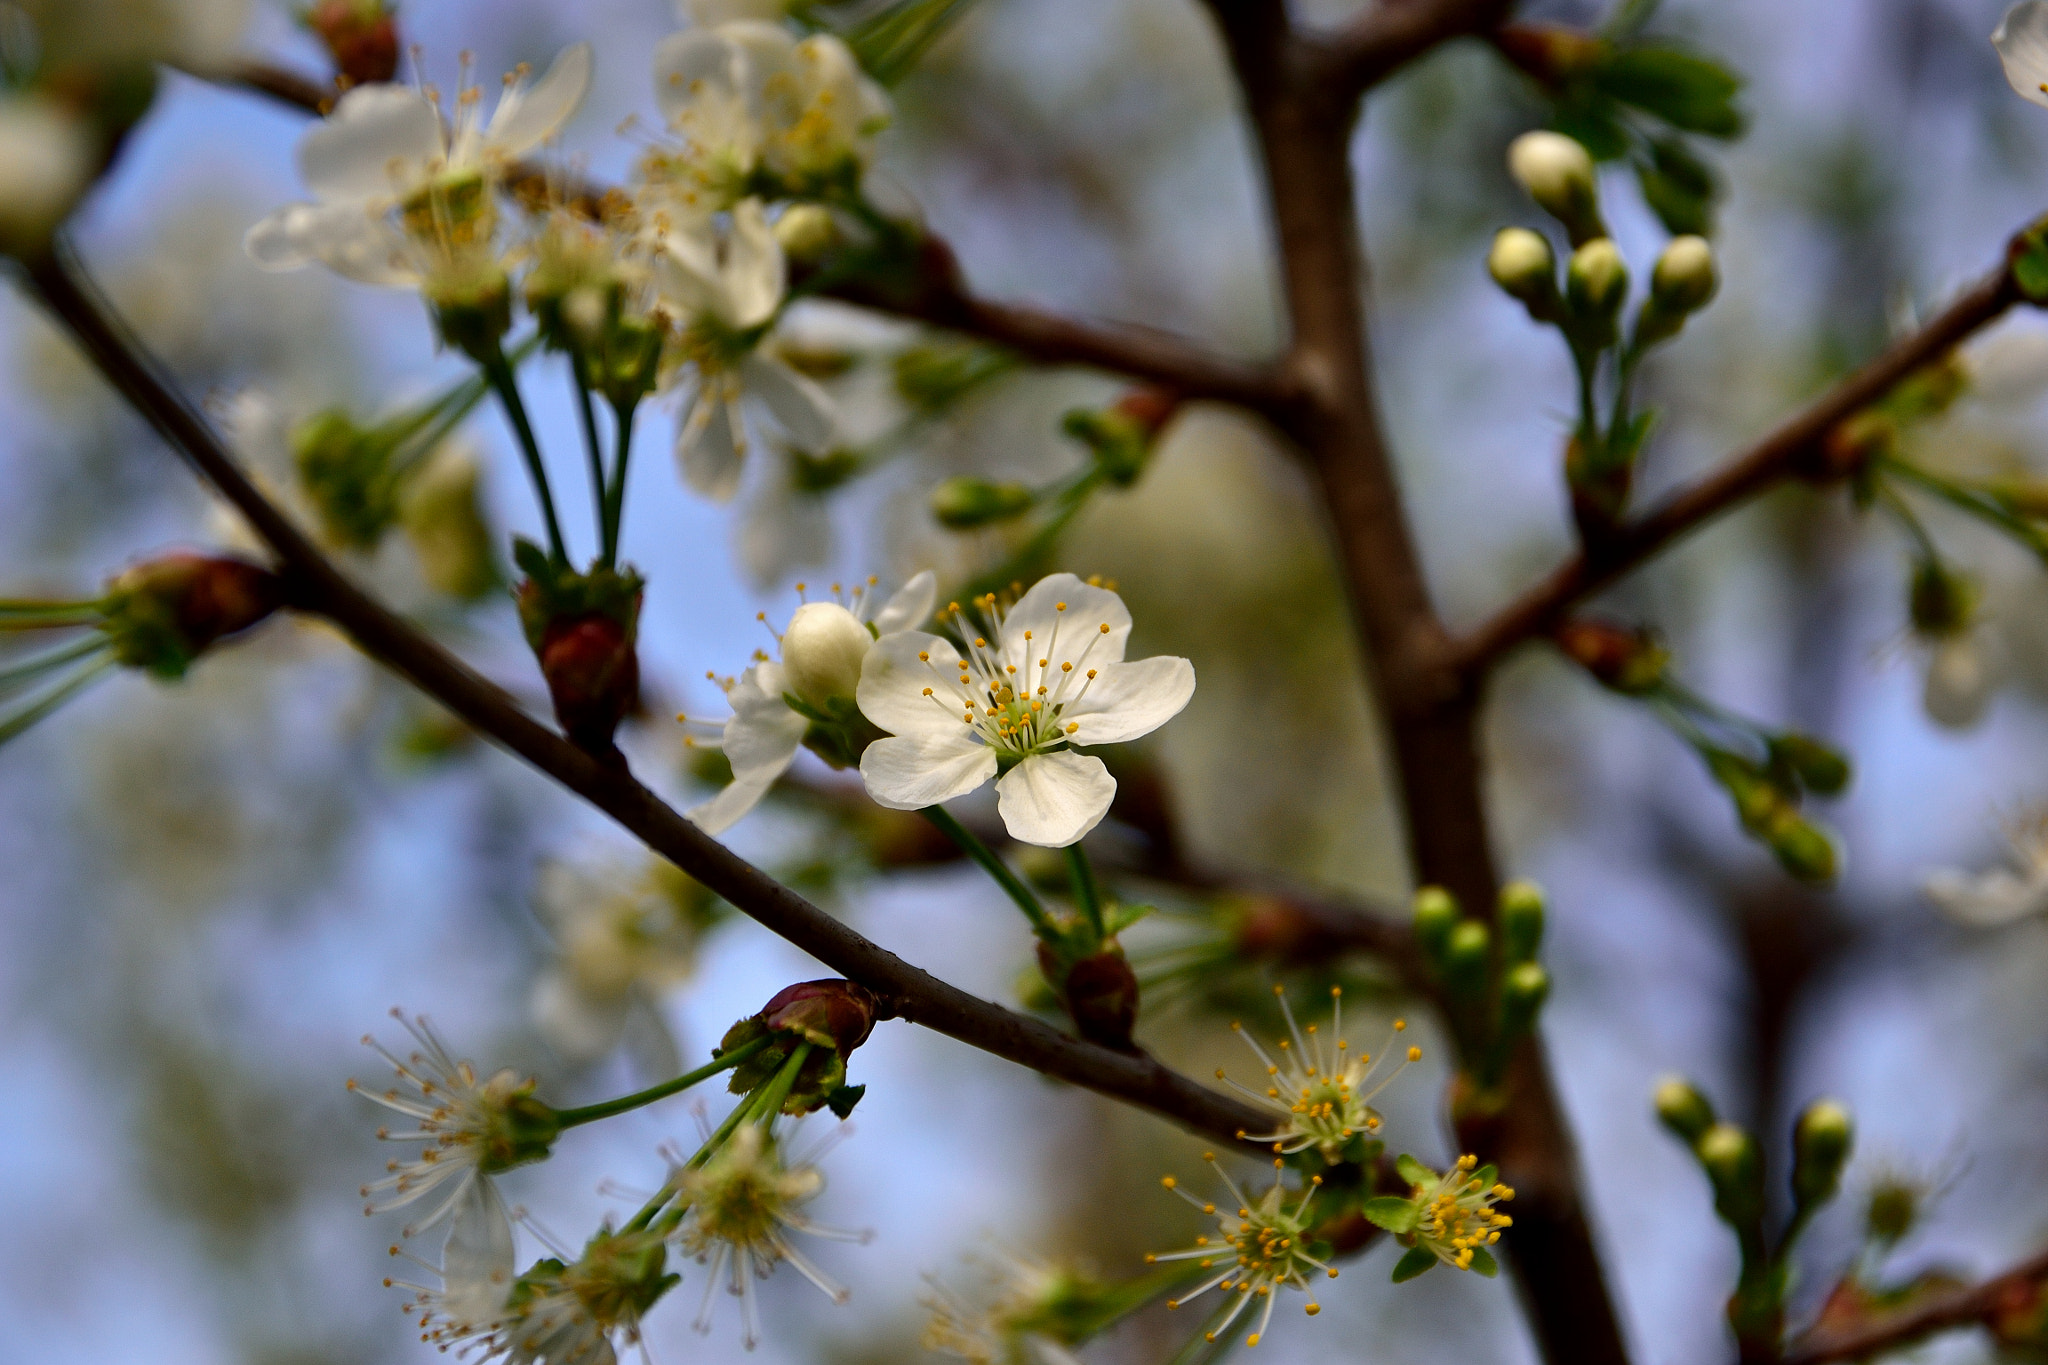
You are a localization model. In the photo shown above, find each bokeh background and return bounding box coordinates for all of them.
[4,1,2048,1362]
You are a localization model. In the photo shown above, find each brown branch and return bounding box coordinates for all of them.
[1782,1249,2048,1365]
[212,60,1302,416]
[1314,0,1518,95]
[1450,256,2024,677]
[16,241,1278,1152]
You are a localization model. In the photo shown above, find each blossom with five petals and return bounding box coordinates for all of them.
[855,573,1195,847]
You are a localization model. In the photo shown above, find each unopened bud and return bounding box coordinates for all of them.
[721,978,884,1116]
[931,476,1036,529]
[1508,131,1605,245]
[1038,943,1141,1051]
[302,0,401,87]
[1061,402,1165,488]
[1767,810,1838,884]
[759,978,882,1057]
[1444,919,1492,1000]
[1909,559,1975,638]
[1488,227,1560,319]
[1768,733,1851,797]
[1792,1098,1854,1209]
[1567,238,1629,335]
[1555,617,1667,693]
[774,203,838,262]
[517,562,645,755]
[1697,1122,1764,1229]
[1497,961,1550,1041]
[103,554,285,678]
[1499,880,1545,963]
[1650,235,1718,315]
[1654,1075,1716,1145]
[1413,886,1460,966]
[780,601,872,712]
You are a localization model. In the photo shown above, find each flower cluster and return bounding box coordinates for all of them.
[1148,1155,1337,1349]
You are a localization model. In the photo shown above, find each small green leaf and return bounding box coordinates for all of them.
[1468,1245,1501,1278]
[1597,47,1746,138]
[1472,1164,1500,1188]
[1635,140,1719,237]
[1103,901,1156,935]
[511,535,551,582]
[1391,1246,1439,1283]
[1550,97,1634,162]
[1395,1154,1433,1188]
[1361,1197,1421,1235]
[826,1083,866,1119]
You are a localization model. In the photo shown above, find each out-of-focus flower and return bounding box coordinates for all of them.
[1995,3,2048,108]
[530,856,719,1063]
[673,1122,867,1346]
[655,200,833,500]
[920,1245,1099,1365]
[687,571,935,834]
[0,95,95,256]
[21,0,251,73]
[1908,559,2000,729]
[856,573,1195,847]
[1216,987,1418,1163]
[390,1177,519,1349]
[349,1010,560,1237]
[1924,805,2048,926]
[1148,1155,1333,1349]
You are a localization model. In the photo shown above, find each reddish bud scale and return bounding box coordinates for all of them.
[1037,943,1140,1052]
[1493,23,1607,86]
[105,553,284,677]
[1112,387,1181,440]
[760,979,882,1057]
[535,610,641,753]
[1554,617,1665,694]
[304,1,400,87]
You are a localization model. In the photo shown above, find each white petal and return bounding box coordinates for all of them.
[1001,572,1130,676]
[689,664,807,834]
[439,1178,515,1328]
[1923,633,1997,729]
[676,386,746,500]
[737,463,830,589]
[723,197,787,328]
[1059,655,1194,746]
[858,731,996,810]
[857,629,973,739]
[995,751,1115,847]
[654,27,745,125]
[299,84,442,202]
[741,353,833,449]
[1924,867,2048,926]
[871,569,937,636]
[486,43,593,159]
[1996,2,2048,109]
[654,227,722,316]
[244,203,319,271]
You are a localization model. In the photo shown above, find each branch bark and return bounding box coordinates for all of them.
[17,242,1278,1152]
[1450,258,2024,676]
[1782,1249,2048,1365]
[213,61,1302,416]
[1315,0,1517,95]
[1198,5,1632,1363]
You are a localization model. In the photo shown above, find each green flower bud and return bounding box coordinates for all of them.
[1499,880,1545,963]
[1488,226,1561,319]
[1767,811,1838,884]
[1792,1098,1854,1210]
[1650,235,1718,315]
[1444,919,1491,1000]
[1654,1076,1716,1145]
[1507,131,1605,245]
[1768,733,1851,797]
[1413,886,1460,967]
[1697,1122,1764,1230]
[1909,558,1976,639]
[930,476,1036,529]
[1864,1173,1925,1248]
[1497,961,1550,1042]
[1566,238,1630,332]
[774,203,839,263]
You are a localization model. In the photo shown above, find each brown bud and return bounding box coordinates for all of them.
[760,979,882,1058]
[532,608,641,754]
[1554,617,1667,694]
[1112,387,1181,440]
[304,1,401,88]
[104,553,284,677]
[1036,943,1140,1051]
[1493,23,1607,86]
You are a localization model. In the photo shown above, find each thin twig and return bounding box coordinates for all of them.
[1450,259,2024,677]
[1313,0,1518,95]
[17,241,1276,1150]
[1781,1248,2048,1365]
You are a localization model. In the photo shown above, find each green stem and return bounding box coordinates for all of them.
[1873,478,1944,564]
[552,1033,774,1130]
[603,398,639,567]
[0,655,117,746]
[922,805,1058,940]
[568,350,608,551]
[0,634,112,690]
[1064,842,1106,942]
[480,347,569,565]
[642,1042,815,1236]
[1884,456,2048,552]
[382,335,542,474]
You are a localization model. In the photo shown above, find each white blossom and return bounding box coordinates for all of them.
[0,94,95,256]
[530,856,709,1064]
[855,573,1195,847]
[1925,806,2048,926]
[390,1178,520,1351]
[19,0,251,72]
[688,571,936,835]
[1996,2,2048,108]
[245,45,592,287]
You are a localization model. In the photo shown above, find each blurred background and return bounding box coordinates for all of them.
[4,0,2048,1362]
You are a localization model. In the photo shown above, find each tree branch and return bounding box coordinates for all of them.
[16,241,1277,1152]
[1782,1249,2048,1365]
[1449,255,2025,677]
[1314,0,1517,95]
[212,60,1302,416]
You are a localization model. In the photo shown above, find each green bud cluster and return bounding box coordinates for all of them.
[1410,882,1552,1096]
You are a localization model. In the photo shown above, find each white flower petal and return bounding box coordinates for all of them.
[688,663,808,834]
[1000,573,1130,676]
[724,197,787,328]
[858,731,996,810]
[1060,655,1195,746]
[677,385,746,500]
[439,1177,516,1330]
[1996,2,2048,109]
[654,27,745,125]
[737,460,831,588]
[298,84,443,203]
[1924,633,1997,729]
[486,43,593,159]
[871,569,937,636]
[1925,867,2048,926]
[654,227,722,316]
[741,353,833,450]
[995,751,1115,847]
[857,629,973,739]
[246,199,417,285]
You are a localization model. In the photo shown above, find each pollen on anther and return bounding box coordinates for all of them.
[1407,1046,1422,1061]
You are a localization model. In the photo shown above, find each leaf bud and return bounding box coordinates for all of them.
[103,553,285,678]
[1696,1121,1764,1230]
[1499,880,1546,963]
[930,475,1036,529]
[1654,1075,1716,1145]
[1444,919,1492,1001]
[1412,885,1460,966]
[1496,961,1550,1042]
[301,0,401,88]
[1650,234,1719,315]
[1507,131,1606,245]
[1792,1098,1854,1210]
[722,978,885,1116]
[780,601,873,711]
[1555,617,1668,693]
[774,203,839,263]
[1566,238,1630,336]
[1037,941,1140,1051]
[1488,226,1561,320]
[1062,393,1175,488]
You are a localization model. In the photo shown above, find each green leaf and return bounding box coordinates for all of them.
[826,1083,866,1119]
[1361,1197,1421,1234]
[1550,97,1634,162]
[1468,1245,1501,1278]
[1394,1154,1433,1188]
[1102,901,1156,936]
[1391,1246,1439,1283]
[511,535,551,583]
[1472,1164,1499,1188]
[1635,138,1720,237]
[1597,47,1746,138]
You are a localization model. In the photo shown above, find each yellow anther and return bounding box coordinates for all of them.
[1162,1176,1177,1189]
[1407,1046,1421,1062]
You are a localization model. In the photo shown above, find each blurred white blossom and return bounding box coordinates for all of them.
[1925,806,2048,926]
